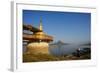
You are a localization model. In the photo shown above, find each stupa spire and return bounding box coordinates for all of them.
[39,17,43,31]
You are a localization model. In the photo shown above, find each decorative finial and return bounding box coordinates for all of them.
[39,17,43,31]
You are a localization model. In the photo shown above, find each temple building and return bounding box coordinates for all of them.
[23,18,53,54]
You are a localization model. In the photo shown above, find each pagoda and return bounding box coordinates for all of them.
[23,18,53,54]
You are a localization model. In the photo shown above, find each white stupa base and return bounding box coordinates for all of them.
[26,42,49,54]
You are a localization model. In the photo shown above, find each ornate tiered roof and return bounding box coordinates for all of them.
[23,18,53,43]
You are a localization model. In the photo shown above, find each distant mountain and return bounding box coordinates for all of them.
[50,40,69,46]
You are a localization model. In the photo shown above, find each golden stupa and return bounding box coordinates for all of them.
[23,18,53,54]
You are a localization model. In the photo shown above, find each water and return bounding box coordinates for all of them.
[49,44,90,56]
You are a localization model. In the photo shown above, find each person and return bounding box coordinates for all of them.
[76,48,80,57]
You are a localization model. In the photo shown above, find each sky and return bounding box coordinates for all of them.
[23,10,91,45]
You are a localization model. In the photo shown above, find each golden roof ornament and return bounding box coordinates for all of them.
[23,17,53,42]
[39,17,43,31]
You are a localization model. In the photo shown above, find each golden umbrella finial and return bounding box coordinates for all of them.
[39,17,43,31]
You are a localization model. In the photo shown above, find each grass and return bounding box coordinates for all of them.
[23,52,90,63]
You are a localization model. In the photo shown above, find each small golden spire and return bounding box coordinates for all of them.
[39,17,43,31]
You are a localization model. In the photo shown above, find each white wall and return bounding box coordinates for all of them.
[0,0,100,73]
